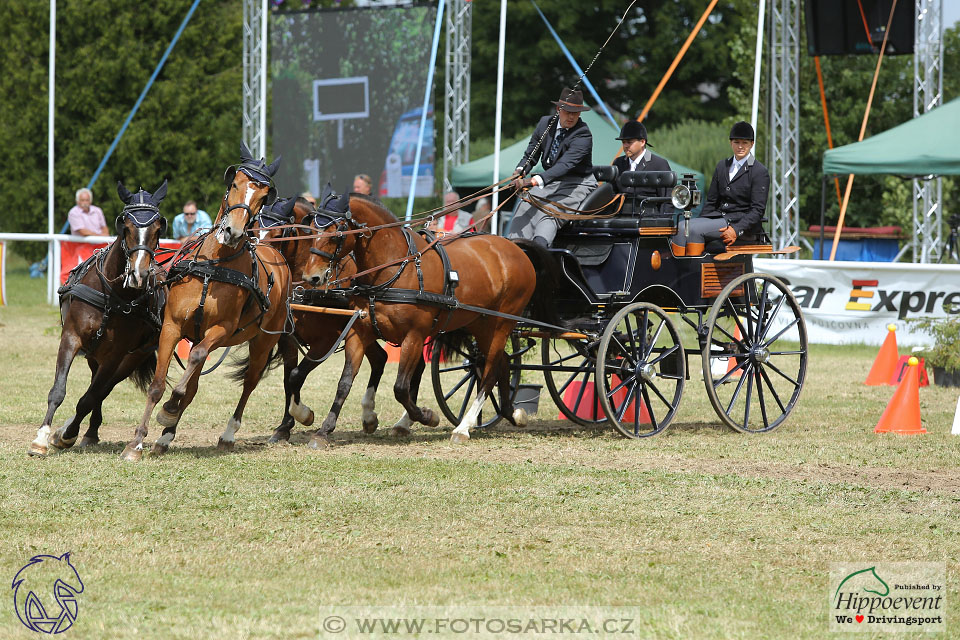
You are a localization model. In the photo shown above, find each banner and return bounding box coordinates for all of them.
[0,241,6,305]
[754,258,960,346]
[271,5,437,199]
[59,239,181,285]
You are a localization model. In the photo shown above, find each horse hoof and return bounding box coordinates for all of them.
[308,435,332,449]
[121,444,143,462]
[450,431,470,444]
[267,430,290,444]
[217,438,235,451]
[362,418,379,434]
[289,400,315,427]
[156,409,179,428]
[512,408,529,428]
[151,442,169,456]
[424,410,440,428]
[28,444,48,457]
[49,427,77,451]
[28,426,52,457]
[77,436,100,448]
[390,425,411,438]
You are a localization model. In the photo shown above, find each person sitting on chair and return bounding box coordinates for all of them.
[613,120,672,213]
[670,121,769,256]
[507,87,597,247]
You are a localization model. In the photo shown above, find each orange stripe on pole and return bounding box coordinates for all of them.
[814,56,843,210]
[829,0,898,261]
[856,0,875,48]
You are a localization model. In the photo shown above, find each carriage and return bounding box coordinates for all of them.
[426,167,808,438]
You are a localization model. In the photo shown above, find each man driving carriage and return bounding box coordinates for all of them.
[507,87,597,247]
[670,121,769,256]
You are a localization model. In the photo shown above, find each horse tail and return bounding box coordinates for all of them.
[131,352,158,393]
[432,329,476,363]
[514,240,565,329]
[226,343,284,383]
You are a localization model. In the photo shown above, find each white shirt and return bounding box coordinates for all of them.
[729,154,750,181]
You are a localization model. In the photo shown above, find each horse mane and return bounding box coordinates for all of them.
[348,194,397,225]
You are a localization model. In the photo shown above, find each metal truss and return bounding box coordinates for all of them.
[912,0,943,263]
[767,0,800,253]
[242,0,266,159]
[443,0,471,194]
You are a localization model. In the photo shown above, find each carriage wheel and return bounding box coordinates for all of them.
[541,336,607,426]
[701,273,807,433]
[595,303,686,438]
[430,334,524,429]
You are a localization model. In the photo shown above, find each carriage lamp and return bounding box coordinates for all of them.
[670,173,701,211]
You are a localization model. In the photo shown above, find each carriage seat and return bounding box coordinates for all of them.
[576,167,676,229]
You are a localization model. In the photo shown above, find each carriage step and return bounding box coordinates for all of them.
[713,245,800,261]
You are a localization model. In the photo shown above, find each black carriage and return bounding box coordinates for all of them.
[430,168,808,438]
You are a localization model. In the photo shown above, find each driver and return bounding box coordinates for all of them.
[670,121,769,256]
[508,87,596,247]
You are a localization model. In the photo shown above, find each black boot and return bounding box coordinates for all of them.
[532,236,550,248]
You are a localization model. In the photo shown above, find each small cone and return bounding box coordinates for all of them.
[176,339,191,360]
[866,324,899,385]
[727,323,743,377]
[558,378,650,423]
[951,395,960,436]
[875,357,925,434]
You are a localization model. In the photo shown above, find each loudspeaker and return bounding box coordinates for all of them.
[804,0,914,56]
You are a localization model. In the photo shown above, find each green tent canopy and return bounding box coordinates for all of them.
[822,97,960,176]
[450,110,704,190]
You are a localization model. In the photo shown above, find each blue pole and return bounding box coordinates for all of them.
[405,0,445,221]
[531,0,619,128]
[86,0,202,193]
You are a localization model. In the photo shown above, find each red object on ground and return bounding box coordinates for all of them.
[889,355,929,387]
[865,326,898,386]
[558,378,651,423]
[875,359,925,434]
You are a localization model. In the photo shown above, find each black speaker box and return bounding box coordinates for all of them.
[804,0,914,56]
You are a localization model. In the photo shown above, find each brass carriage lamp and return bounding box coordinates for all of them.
[670,173,700,211]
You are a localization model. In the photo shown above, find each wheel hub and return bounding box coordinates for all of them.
[752,346,770,364]
[638,362,657,383]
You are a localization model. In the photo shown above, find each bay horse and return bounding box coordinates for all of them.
[300,195,537,445]
[120,144,291,461]
[30,181,169,456]
[254,194,389,442]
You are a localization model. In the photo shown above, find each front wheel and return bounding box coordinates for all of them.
[595,303,686,438]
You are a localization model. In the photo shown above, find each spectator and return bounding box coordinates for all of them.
[68,188,108,237]
[172,200,213,242]
[429,191,472,234]
[353,173,373,195]
[300,191,317,207]
[473,197,492,233]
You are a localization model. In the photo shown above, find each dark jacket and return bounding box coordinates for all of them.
[517,115,593,185]
[613,149,673,200]
[700,154,769,235]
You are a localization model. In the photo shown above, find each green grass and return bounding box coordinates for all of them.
[1,264,959,639]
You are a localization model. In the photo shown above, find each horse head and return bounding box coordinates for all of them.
[12,552,84,633]
[302,207,356,289]
[217,142,282,247]
[116,180,168,289]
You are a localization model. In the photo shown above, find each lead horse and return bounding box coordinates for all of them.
[301,195,537,445]
[30,181,169,456]
[120,144,292,460]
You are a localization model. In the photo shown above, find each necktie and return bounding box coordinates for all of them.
[548,128,567,165]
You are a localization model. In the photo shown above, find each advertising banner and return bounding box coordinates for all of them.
[754,258,960,346]
[59,240,181,285]
[271,5,437,200]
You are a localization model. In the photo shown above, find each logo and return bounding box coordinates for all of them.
[11,552,84,634]
[830,562,945,633]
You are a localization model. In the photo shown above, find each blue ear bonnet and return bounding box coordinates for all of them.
[122,190,163,227]
[309,211,345,230]
[238,162,275,187]
[258,197,294,228]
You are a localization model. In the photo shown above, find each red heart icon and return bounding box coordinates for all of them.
[856,615,864,623]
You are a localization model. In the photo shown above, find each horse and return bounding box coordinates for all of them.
[253,194,390,442]
[30,181,169,456]
[300,195,537,445]
[120,143,292,461]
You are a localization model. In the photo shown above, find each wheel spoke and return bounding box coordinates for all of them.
[758,295,786,343]
[606,372,635,399]
[755,368,769,429]
[764,360,801,388]
[768,350,805,356]
[615,380,636,422]
[438,362,473,374]
[712,357,749,386]
[456,376,476,419]
[443,371,473,399]
[611,334,636,367]
[755,279,770,337]
[759,366,788,414]
[742,368,754,429]
[571,369,592,417]
[645,318,666,361]
[724,364,751,415]
[648,343,681,366]
[640,385,659,433]
[646,377,674,410]
[762,317,799,347]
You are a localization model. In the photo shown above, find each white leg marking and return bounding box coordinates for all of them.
[360,387,377,424]
[452,393,487,438]
[220,416,241,444]
[32,425,52,449]
[513,408,529,427]
[155,432,175,448]
[288,398,314,425]
[392,412,414,430]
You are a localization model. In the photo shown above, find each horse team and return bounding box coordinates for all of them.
[31,144,536,460]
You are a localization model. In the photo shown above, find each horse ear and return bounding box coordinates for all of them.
[115,215,125,236]
[152,179,168,204]
[239,140,253,161]
[117,181,133,205]
[280,196,297,217]
[266,155,282,177]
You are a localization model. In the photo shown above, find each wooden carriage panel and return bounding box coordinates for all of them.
[700,262,744,298]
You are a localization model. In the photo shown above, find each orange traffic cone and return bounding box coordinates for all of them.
[727,323,743,377]
[866,324,899,385]
[874,357,925,434]
[176,339,191,360]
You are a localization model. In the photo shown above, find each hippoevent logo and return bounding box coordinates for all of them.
[11,552,84,634]
[830,562,945,633]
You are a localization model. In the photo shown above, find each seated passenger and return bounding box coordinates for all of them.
[613,120,672,213]
[670,121,769,256]
[508,87,597,247]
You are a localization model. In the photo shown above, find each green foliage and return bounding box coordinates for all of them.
[0,0,244,260]
[910,312,960,371]
[646,119,731,178]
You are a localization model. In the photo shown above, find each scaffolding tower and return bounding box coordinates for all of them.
[912,0,943,263]
[242,0,267,159]
[767,0,800,253]
[443,0,472,194]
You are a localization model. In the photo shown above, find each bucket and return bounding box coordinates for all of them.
[515,383,542,415]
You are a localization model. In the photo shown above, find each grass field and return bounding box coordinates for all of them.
[1,252,958,639]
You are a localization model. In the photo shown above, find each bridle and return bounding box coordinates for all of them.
[116,199,166,271]
[221,165,279,232]
[307,212,354,286]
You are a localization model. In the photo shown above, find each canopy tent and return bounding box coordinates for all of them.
[822,98,960,176]
[450,110,704,189]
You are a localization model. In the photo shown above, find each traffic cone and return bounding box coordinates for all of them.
[866,324,899,385]
[951,395,960,435]
[709,323,743,380]
[874,357,925,434]
[176,339,191,360]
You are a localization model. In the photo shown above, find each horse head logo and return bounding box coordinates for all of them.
[835,566,890,600]
[11,552,84,634]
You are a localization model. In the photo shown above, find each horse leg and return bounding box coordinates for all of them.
[310,331,366,448]
[30,331,82,456]
[450,328,508,443]
[392,337,440,431]
[390,352,425,437]
[218,333,280,451]
[269,334,303,443]
[122,326,183,462]
[158,327,227,428]
[361,342,388,434]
